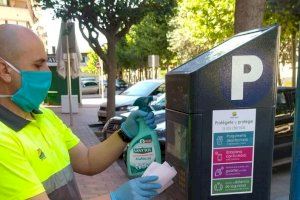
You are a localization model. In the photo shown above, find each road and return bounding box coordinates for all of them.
[81,91,123,105]
[271,164,291,200]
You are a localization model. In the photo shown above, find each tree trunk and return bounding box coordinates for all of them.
[277,64,282,86]
[139,68,142,81]
[106,38,117,120]
[292,32,297,87]
[145,67,148,79]
[128,70,131,84]
[234,0,266,34]
[119,69,123,80]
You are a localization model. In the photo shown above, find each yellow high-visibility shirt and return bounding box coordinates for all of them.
[0,106,81,200]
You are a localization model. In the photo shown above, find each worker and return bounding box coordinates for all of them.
[0,24,160,200]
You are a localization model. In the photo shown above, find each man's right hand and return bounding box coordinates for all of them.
[121,110,156,139]
[110,176,161,200]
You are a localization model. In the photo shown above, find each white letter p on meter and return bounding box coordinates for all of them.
[231,55,263,100]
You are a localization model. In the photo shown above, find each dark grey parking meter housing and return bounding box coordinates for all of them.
[165,26,280,200]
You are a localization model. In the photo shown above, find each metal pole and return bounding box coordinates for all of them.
[290,25,300,200]
[152,56,155,79]
[101,61,104,99]
[98,57,104,99]
[66,33,73,127]
[98,60,101,97]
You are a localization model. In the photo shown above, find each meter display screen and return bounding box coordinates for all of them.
[167,121,188,164]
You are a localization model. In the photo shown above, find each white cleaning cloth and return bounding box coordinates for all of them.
[142,161,177,194]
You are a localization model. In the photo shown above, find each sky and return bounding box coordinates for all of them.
[39,9,107,53]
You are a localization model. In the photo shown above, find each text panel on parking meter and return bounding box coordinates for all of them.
[211,109,256,195]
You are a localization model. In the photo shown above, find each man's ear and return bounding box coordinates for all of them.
[0,60,12,83]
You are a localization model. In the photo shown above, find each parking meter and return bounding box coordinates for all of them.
[165,26,280,200]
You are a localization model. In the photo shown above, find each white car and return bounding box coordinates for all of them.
[98,79,165,122]
[81,81,99,94]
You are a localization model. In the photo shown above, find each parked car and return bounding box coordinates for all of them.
[81,81,99,94]
[81,77,97,82]
[98,79,165,122]
[116,79,128,90]
[273,87,295,167]
[102,94,166,135]
[102,87,296,168]
[81,77,127,91]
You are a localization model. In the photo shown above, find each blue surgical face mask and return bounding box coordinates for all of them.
[0,58,52,112]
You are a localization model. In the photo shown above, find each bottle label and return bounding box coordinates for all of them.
[129,135,156,174]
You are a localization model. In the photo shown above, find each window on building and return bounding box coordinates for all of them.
[0,0,8,6]
[14,0,27,8]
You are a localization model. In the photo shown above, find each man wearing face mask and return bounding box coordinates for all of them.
[0,24,161,200]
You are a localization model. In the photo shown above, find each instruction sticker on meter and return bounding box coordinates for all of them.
[211,109,256,196]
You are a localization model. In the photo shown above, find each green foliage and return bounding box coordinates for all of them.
[37,0,176,117]
[81,51,99,75]
[264,0,300,64]
[116,12,175,70]
[168,0,235,63]
[37,0,177,67]
[117,36,142,70]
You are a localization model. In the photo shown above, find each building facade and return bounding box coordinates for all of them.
[0,0,48,48]
[0,0,37,27]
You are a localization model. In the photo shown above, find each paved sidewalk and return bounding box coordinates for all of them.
[50,106,128,200]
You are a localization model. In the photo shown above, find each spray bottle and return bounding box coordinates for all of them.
[126,97,162,177]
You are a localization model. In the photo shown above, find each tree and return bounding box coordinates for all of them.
[264,0,300,86]
[130,13,174,68]
[117,12,175,79]
[81,51,100,75]
[38,0,176,119]
[234,0,267,33]
[117,36,143,79]
[168,0,235,63]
